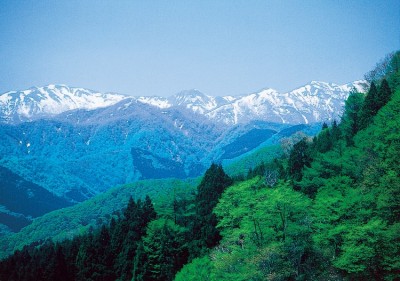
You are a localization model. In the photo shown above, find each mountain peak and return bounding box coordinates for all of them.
[174,89,207,99]
[0,85,127,123]
[0,80,366,125]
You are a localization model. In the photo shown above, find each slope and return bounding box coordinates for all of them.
[0,166,72,233]
[0,177,199,259]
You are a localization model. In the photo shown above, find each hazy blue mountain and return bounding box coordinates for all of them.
[0,100,224,202]
[0,166,72,234]
[0,99,307,205]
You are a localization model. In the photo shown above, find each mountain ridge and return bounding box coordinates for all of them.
[0,80,368,125]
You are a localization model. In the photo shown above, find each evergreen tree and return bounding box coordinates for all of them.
[124,196,137,222]
[315,127,332,153]
[0,197,157,281]
[142,195,157,226]
[93,225,114,281]
[378,78,392,108]
[331,120,341,143]
[76,232,96,281]
[115,196,156,280]
[190,164,232,257]
[287,138,312,182]
[359,82,379,129]
[132,242,148,281]
[53,245,69,281]
[340,91,364,145]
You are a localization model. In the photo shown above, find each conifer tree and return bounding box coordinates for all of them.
[378,79,392,108]
[331,120,341,142]
[190,164,232,256]
[142,195,157,226]
[341,91,364,145]
[124,196,137,222]
[54,245,69,281]
[288,138,312,182]
[315,128,332,153]
[359,82,379,129]
[76,232,96,281]
[94,225,114,280]
[132,242,148,281]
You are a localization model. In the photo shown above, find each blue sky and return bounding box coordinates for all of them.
[0,0,399,96]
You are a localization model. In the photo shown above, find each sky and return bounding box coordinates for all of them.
[0,0,399,97]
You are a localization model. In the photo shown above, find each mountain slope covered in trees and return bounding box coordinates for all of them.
[176,51,400,281]
[0,166,72,233]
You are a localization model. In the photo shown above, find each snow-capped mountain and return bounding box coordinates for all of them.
[205,80,368,124]
[134,89,233,114]
[169,89,234,114]
[0,80,368,125]
[134,80,368,124]
[0,84,127,123]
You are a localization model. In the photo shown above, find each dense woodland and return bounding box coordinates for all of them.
[0,52,399,280]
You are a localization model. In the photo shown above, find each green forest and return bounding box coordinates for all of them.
[0,52,399,280]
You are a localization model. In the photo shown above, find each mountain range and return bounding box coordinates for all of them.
[0,80,367,234]
[0,80,367,125]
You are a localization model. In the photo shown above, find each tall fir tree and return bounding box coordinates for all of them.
[288,138,312,182]
[190,164,232,257]
[378,79,392,109]
[142,195,157,226]
[331,120,341,142]
[340,91,364,145]
[359,82,379,130]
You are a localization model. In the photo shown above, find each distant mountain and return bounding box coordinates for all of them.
[0,85,126,123]
[0,100,225,201]
[205,80,368,124]
[132,80,368,124]
[0,99,311,203]
[0,81,368,125]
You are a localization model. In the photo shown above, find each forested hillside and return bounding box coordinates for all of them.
[0,52,399,280]
[0,178,199,259]
[175,51,400,280]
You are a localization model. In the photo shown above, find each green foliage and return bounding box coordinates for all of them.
[341,91,364,144]
[365,50,400,90]
[359,82,379,130]
[210,178,314,280]
[189,164,233,256]
[174,256,213,281]
[333,219,387,275]
[0,197,156,281]
[287,138,312,182]
[223,145,283,177]
[142,218,187,281]
[176,54,400,281]
[0,178,198,259]
[378,79,392,109]
[309,87,400,278]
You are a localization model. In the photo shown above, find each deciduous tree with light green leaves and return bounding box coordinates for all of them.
[211,178,314,280]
